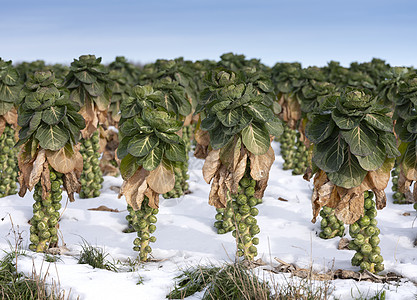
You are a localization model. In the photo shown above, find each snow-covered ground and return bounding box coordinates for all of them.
[1,141,417,299]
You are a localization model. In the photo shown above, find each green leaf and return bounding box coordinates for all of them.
[127,134,159,157]
[246,103,275,122]
[201,115,219,131]
[406,117,417,133]
[210,125,233,150]
[265,118,283,137]
[74,71,97,84]
[364,113,392,132]
[257,80,273,93]
[401,141,417,177]
[120,153,141,180]
[305,114,335,144]
[120,97,141,119]
[3,68,19,86]
[27,111,42,136]
[341,125,376,156]
[143,147,163,171]
[0,101,13,115]
[117,136,130,160]
[120,118,140,137]
[42,106,66,125]
[154,130,181,144]
[211,100,231,113]
[216,109,240,127]
[331,109,361,130]
[379,131,400,158]
[35,123,69,151]
[356,141,385,171]
[313,133,346,173]
[241,122,270,155]
[84,81,105,97]
[327,152,367,189]
[165,142,187,163]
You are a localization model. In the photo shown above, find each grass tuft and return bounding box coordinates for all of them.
[77,240,118,272]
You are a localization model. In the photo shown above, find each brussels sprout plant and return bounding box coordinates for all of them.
[0,58,21,197]
[118,85,187,261]
[64,55,111,198]
[17,71,85,252]
[307,89,399,273]
[198,68,283,260]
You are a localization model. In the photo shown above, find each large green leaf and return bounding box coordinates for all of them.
[210,125,233,150]
[35,123,69,151]
[143,147,163,171]
[0,101,13,115]
[341,125,376,156]
[211,100,232,113]
[246,103,275,123]
[3,68,19,86]
[364,113,392,132]
[127,134,159,157]
[331,109,361,130]
[154,130,181,144]
[142,108,183,133]
[42,106,66,125]
[265,118,283,137]
[120,118,140,137]
[120,97,141,118]
[165,142,187,163]
[241,122,270,155]
[120,153,141,180]
[327,152,367,189]
[305,114,335,144]
[216,109,240,127]
[27,111,42,136]
[84,81,105,97]
[74,71,97,84]
[406,116,417,133]
[356,141,385,171]
[201,115,219,131]
[313,134,346,173]
[379,131,400,158]
[401,141,417,177]
[117,136,130,159]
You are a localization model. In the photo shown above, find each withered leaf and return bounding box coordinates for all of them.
[28,149,46,191]
[119,167,149,210]
[232,151,248,193]
[208,173,222,207]
[41,161,51,200]
[195,128,210,147]
[147,161,175,194]
[373,189,387,210]
[202,149,221,184]
[62,171,81,202]
[0,117,5,137]
[3,107,18,127]
[145,187,159,209]
[249,146,275,181]
[334,188,364,224]
[88,206,119,212]
[46,145,76,174]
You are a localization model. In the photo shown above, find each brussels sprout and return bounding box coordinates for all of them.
[245,187,255,197]
[359,215,370,227]
[374,263,384,272]
[250,207,259,216]
[252,237,259,245]
[30,234,39,244]
[215,213,223,221]
[354,234,365,245]
[237,194,247,205]
[370,236,380,247]
[148,215,157,223]
[248,197,258,207]
[149,236,157,243]
[360,243,372,255]
[240,178,251,188]
[239,205,250,214]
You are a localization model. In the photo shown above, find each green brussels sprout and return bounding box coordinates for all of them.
[374,263,384,272]
[51,181,61,192]
[40,230,51,240]
[323,227,332,236]
[149,236,156,243]
[243,235,252,244]
[252,237,259,245]
[238,223,247,232]
[240,178,251,188]
[214,221,223,229]
[217,228,226,234]
[239,204,250,214]
[323,206,333,215]
[215,213,223,221]
[30,234,39,244]
[93,190,100,197]
[248,197,258,207]
[33,202,42,211]
[359,215,370,227]
[148,215,157,223]
[141,232,150,240]
[250,225,260,235]
[245,187,255,197]
[250,207,259,216]
[360,243,372,255]
[249,246,257,253]
[370,236,380,247]
[354,234,365,245]
[327,215,337,224]
[245,216,256,226]
[348,241,360,251]
[29,244,37,251]
[365,226,376,236]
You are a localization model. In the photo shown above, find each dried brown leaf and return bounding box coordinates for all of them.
[145,187,159,209]
[88,206,119,212]
[373,189,387,210]
[334,188,364,224]
[194,143,209,159]
[195,128,210,147]
[28,149,46,191]
[0,117,5,137]
[129,179,147,210]
[208,174,222,207]
[249,146,275,181]
[147,162,175,194]
[398,169,414,203]
[80,100,99,139]
[3,107,18,127]
[202,149,221,184]
[62,171,81,202]
[119,167,149,210]
[254,175,269,199]
[41,161,51,200]
[46,148,76,174]
[232,152,247,194]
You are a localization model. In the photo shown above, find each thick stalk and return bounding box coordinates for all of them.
[231,168,262,261]
[0,124,18,197]
[79,131,103,198]
[129,198,158,262]
[348,191,384,273]
[29,169,62,252]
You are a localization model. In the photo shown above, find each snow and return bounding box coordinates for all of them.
[1,140,417,299]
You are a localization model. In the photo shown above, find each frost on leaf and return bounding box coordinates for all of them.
[203,149,221,184]
[147,162,175,194]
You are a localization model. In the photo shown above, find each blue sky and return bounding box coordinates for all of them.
[1,0,416,67]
